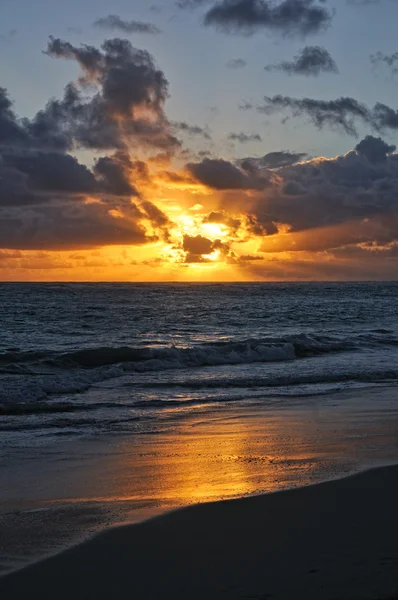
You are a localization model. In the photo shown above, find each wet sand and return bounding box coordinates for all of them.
[2,387,398,575]
[1,464,398,599]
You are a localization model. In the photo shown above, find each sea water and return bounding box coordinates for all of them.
[1,282,398,444]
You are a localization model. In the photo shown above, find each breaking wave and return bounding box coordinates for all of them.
[1,330,390,370]
[1,330,397,407]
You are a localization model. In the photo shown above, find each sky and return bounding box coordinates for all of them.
[2,0,398,281]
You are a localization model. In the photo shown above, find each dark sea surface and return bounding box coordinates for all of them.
[1,282,398,446]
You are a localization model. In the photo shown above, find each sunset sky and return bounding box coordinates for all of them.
[2,0,398,280]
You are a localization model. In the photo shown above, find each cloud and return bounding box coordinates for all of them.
[244,247,398,282]
[370,51,398,74]
[239,253,265,261]
[264,46,338,76]
[0,203,150,250]
[172,121,211,139]
[0,38,183,251]
[257,95,398,136]
[354,135,395,163]
[5,32,398,279]
[228,132,262,142]
[93,151,140,196]
[141,200,173,241]
[0,151,98,203]
[43,37,180,152]
[243,136,398,252]
[258,95,370,136]
[181,233,235,263]
[186,157,269,189]
[372,102,398,130]
[0,139,169,249]
[202,210,241,230]
[0,87,29,147]
[159,170,195,185]
[183,233,214,254]
[226,58,247,68]
[203,0,333,37]
[238,100,254,111]
[0,87,72,151]
[240,151,308,169]
[141,201,171,226]
[94,15,161,35]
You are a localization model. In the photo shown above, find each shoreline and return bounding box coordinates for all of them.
[2,464,398,599]
[2,387,398,578]
[0,460,385,577]
[2,456,398,577]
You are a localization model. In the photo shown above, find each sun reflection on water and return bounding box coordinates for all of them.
[92,404,366,508]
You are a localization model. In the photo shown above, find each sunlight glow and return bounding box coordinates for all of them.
[201,223,229,239]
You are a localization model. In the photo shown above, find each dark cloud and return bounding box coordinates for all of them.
[0,87,71,151]
[0,120,167,245]
[282,180,305,195]
[240,151,308,170]
[94,15,162,35]
[203,0,333,37]
[43,37,180,152]
[0,37,185,252]
[1,151,97,198]
[259,95,370,136]
[187,158,250,189]
[226,58,247,68]
[0,144,140,209]
[94,151,139,196]
[141,201,171,227]
[244,137,398,251]
[172,121,211,139]
[0,159,43,207]
[244,213,278,235]
[0,144,127,209]
[186,157,268,189]
[239,253,265,261]
[0,87,28,147]
[0,42,177,249]
[355,135,396,163]
[141,200,173,241]
[202,210,241,230]
[183,234,214,254]
[0,203,150,250]
[182,234,235,263]
[257,95,398,136]
[228,132,262,142]
[0,146,170,248]
[264,46,338,76]
[372,102,398,130]
[44,37,103,72]
[160,170,195,184]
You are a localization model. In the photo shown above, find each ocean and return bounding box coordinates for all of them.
[1,282,398,442]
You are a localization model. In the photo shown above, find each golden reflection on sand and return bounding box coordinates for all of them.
[102,405,360,507]
[38,392,398,512]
